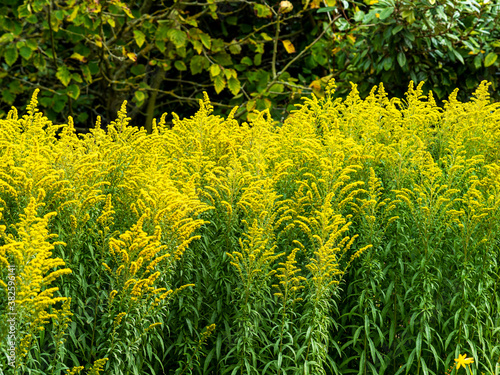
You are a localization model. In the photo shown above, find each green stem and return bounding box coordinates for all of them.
[145,67,165,133]
[47,0,57,68]
[235,16,338,119]
[272,15,280,79]
[277,295,288,375]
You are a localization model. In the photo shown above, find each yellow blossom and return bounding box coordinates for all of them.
[454,353,474,369]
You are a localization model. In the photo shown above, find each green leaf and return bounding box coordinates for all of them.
[81,65,93,84]
[133,30,146,48]
[214,75,226,94]
[241,56,253,66]
[155,24,169,41]
[200,33,211,49]
[256,98,272,111]
[167,29,187,48]
[226,16,237,25]
[190,55,206,75]
[352,326,363,347]
[19,46,32,60]
[473,54,482,69]
[211,38,225,53]
[270,83,284,93]
[228,77,240,95]
[246,99,256,112]
[4,46,18,66]
[2,90,15,105]
[317,6,336,13]
[54,10,64,20]
[135,91,146,102]
[0,33,14,44]
[260,32,273,41]
[254,54,262,66]
[130,64,146,76]
[56,65,71,86]
[392,25,403,35]
[229,43,242,55]
[420,357,429,375]
[484,52,498,67]
[33,52,46,71]
[113,1,134,18]
[466,76,477,89]
[383,56,393,71]
[191,40,203,54]
[66,84,80,100]
[70,52,86,62]
[253,4,272,18]
[17,3,31,18]
[213,52,232,66]
[210,64,221,77]
[155,40,166,53]
[397,52,407,68]
[354,10,365,21]
[389,321,396,348]
[71,73,83,83]
[53,94,68,113]
[359,350,366,374]
[416,332,422,357]
[379,7,394,20]
[452,48,464,64]
[174,60,187,71]
[401,10,415,24]
[404,30,415,42]
[26,39,38,51]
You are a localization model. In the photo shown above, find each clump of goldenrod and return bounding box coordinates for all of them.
[87,358,109,375]
[1,79,498,375]
[0,197,71,366]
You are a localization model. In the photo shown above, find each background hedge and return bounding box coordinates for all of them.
[0,0,499,131]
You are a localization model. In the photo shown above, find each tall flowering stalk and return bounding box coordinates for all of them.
[226,178,284,374]
[271,248,306,374]
[0,197,71,371]
[295,189,371,374]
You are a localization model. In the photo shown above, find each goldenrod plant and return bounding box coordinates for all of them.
[1,81,499,375]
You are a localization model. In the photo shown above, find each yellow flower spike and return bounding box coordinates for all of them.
[129,261,138,276]
[123,279,137,290]
[66,366,85,375]
[41,268,72,286]
[102,263,112,273]
[109,290,118,304]
[69,215,78,231]
[116,265,125,276]
[158,289,174,301]
[88,358,109,375]
[146,322,163,331]
[113,312,127,327]
[151,287,167,294]
[454,353,474,370]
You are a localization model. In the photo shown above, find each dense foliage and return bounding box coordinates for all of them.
[0,0,499,131]
[1,81,499,375]
[338,0,500,99]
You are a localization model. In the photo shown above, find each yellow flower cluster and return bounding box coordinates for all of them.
[87,358,109,375]
[1,77,498,373]
[0,197,71,360]
[273,248,306,305]
[0,88,213,371]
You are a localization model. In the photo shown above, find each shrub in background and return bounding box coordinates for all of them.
[0,0,499,131]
